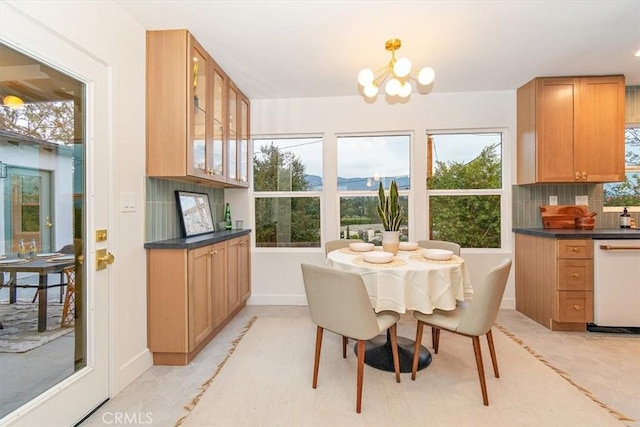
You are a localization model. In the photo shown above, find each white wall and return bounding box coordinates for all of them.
[243,91,517,308]
[3,0,150,395]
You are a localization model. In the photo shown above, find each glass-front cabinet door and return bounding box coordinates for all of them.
[237,93,250,186]
[210,64,226,180]
[227,83,238,184]
[188,40,208,179]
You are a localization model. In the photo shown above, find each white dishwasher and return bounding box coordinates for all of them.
[592,239,640,329]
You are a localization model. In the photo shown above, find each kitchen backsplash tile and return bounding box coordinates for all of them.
[512,184,638,229]
[145,177,224,242]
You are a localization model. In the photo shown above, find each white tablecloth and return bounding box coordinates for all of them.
[326,248,471,314]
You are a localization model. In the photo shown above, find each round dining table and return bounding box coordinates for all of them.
[326,246,471,372]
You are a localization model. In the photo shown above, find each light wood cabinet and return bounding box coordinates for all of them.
[227,234,251,313]
[227,83,250,187]
[147,236,249,365]
[517,75,625,184]
[146,29,249,188]
[515,234,593,331]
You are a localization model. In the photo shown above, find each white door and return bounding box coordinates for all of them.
[0,3,111,426]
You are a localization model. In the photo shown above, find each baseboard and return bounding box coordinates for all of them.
[112,348,153,395]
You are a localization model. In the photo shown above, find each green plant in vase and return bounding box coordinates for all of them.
[377,180,404,254]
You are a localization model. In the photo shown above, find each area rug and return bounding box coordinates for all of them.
[177,316,631,426]
[0,300,73,353]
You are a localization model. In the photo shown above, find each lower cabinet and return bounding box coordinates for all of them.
[515,234,593,331]
[147,236,250,365]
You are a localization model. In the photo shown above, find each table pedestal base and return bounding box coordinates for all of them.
[355,332,432,373]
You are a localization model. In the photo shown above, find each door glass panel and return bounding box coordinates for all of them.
[239,97,248,182]
[211,69,225,176]
[191,48,207,173]
[0,42,86,418]
[228,86,237,180]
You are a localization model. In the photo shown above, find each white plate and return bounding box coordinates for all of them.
[399,242,419,251]
[0,258,29,265]
[422,248,454,261]
[36,252,62,258]
[47,255,75,262]
[349,242,375,252]
[363,251,394,264]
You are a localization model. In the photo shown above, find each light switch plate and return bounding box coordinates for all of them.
[575,195,588,206]
[549,196,558,205]
[121,192,136,212]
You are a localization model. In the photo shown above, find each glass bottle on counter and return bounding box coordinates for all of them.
[17,239,25,258]
[28,239,37,259]
[224,203,232,230]
[620,207,631,229]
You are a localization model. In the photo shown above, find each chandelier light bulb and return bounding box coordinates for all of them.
[398,81,412,98]
[385,78,401,96]
[418,67,436,85]
[363,84,379,98]
[358,68,375,86]
[393,57,412,78]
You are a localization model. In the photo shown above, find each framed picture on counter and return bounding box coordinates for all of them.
[175,191,215,237]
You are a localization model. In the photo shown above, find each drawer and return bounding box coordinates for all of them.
[558,239,593,259]
[555,291,593,323]
[557,259,593,291]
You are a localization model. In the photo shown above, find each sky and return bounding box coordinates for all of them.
[253,133,501,180]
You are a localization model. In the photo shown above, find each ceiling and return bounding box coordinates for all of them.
[115,0,640,100]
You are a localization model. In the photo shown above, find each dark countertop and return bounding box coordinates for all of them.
[144,229,251,250]
[512,228,640,239]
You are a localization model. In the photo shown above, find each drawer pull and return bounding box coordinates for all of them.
[571,273,580,278]
[571,247,579,252]
[573,305,581,310]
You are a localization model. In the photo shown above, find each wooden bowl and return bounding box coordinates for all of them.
[575,217,595,230]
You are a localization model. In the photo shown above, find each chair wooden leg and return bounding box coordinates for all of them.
[342,336,348,358]
[356,340,365,413]
[433,328,440,354]
[431,326,436,350]
[313,326,323,389]
[411,321,424,380]
[389,324,401,383]
[472,336,489,406]
[486,329,500,378]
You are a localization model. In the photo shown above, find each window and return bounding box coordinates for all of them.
[427,132,504,248]
[603,126,640,210]
[337,134,410,244]
[253,136,322,247]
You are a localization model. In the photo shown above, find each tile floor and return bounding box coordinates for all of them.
[80,306,640,426]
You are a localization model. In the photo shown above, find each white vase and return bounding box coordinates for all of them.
[381,231,400,255]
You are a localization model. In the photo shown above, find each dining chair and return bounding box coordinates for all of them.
[300,263,401,413]
[60,266,76,327]
[410,258,512,406]
[324,238,363,256]
[417,239,461,256]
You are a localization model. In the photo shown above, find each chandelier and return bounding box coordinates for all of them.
[357,39,435,99]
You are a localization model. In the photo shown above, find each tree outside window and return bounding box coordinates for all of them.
[428,132,503,248]
[603,127,640,209]
[253,137,322,248]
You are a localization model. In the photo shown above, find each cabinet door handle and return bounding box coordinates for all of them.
[575,172,580,180]
[582,171,587,180]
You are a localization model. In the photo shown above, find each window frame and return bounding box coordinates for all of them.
[335,132,412,242]
[426,128,510,251]
[252,134,324,250]
[602,123,640,212]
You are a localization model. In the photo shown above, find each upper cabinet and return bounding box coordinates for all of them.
[227,82,250,187]
[517,75,625,184]
[146,30,249,188]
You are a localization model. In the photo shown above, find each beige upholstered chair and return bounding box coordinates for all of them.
[417,239,461,256]
[324,238,364,256]
[411,258,512,406]
[301,263,401,413]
